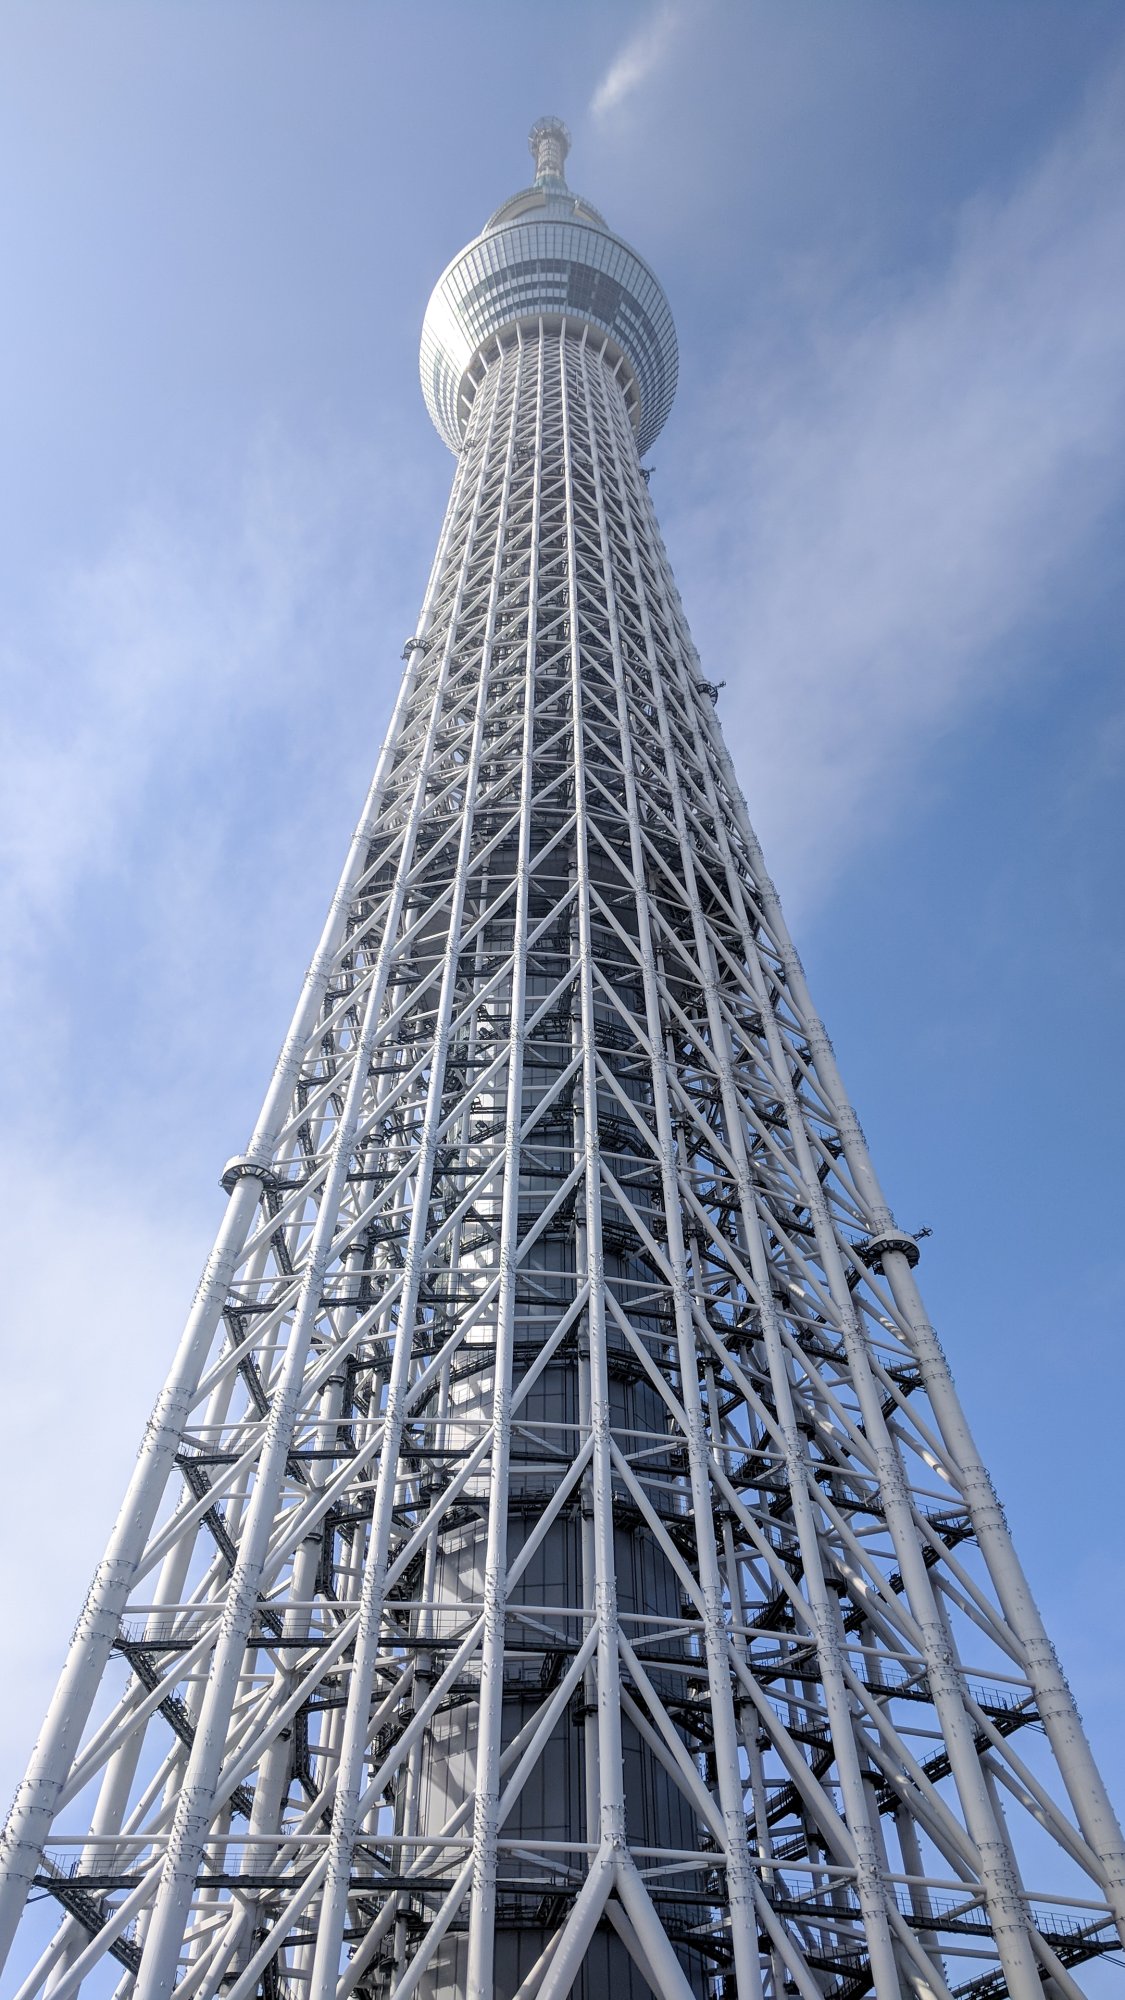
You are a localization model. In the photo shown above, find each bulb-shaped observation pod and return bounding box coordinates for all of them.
[420,116,678,456]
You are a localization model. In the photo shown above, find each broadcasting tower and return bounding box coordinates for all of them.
[2,117,1123,2000]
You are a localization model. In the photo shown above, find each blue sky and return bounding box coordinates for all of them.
[1,0,1124,1862]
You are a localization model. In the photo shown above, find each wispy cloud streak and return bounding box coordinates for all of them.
[590,2,684,119]
[0,429,426,1042]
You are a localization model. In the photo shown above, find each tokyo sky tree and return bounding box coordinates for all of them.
[3,116,1124,2000]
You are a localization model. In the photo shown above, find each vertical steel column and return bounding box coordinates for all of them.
[579,333,764,2000]
[554,326,696,2000]
[463,325,538,1996]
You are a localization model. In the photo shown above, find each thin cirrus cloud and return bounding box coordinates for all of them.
[675,61,1125,908]
[0,429,420,1014]
[589,1,687,121]
[0,1162,205,1823]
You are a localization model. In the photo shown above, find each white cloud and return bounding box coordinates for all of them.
[590,1,685,120]
[675,65,1125,908]
[0,434,383,953]
[0,1161,205,1822]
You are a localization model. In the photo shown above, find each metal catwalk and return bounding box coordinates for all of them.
[2,118,1123,2000]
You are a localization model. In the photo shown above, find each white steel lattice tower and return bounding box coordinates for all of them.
[3,116,1124,2000]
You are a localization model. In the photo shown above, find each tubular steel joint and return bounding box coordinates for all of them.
[858,1229,922,1272]
[220,1156,278,1196]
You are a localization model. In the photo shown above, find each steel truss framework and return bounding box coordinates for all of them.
[3,165,1125,2000]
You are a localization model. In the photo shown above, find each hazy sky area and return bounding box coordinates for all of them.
[1,0,1124,1892]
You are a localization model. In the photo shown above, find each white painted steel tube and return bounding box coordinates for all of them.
[582,343,765,2000]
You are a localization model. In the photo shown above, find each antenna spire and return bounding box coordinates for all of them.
[529,114,570,187]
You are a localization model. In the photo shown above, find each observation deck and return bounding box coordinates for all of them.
[420,117,678,456]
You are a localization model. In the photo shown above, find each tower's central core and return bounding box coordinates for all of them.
[399,310,704,2000]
